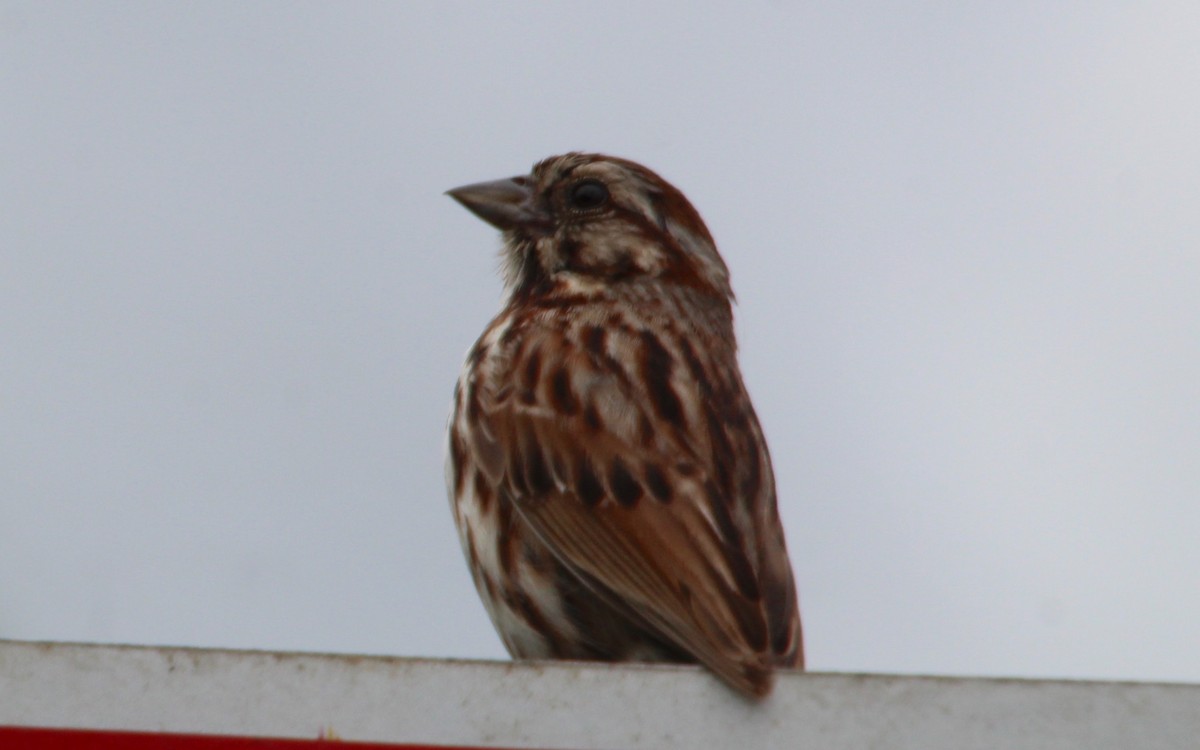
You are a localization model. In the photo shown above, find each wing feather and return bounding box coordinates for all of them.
[472,320,796,696]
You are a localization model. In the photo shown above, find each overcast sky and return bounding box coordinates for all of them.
[3,3,1198,684]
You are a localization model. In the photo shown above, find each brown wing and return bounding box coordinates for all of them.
[470,320,801,696]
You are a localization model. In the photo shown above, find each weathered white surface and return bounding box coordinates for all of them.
[1,639,1198,749]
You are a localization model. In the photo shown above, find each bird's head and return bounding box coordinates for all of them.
[448,153,732,304]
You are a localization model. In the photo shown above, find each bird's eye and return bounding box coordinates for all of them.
[567,180,609,211]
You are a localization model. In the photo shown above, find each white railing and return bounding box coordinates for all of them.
[1,639,1197,749]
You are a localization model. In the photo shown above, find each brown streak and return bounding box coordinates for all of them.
[643,462,672,503]
[639,330,685,429]
[525,444,554,495]
[521,347,542,404]
[608,457,643,508]
[576,457,604,507]
[583,402,603,431]
[582,325,607,357]
[704,482,761,601]
[550,367,580,415]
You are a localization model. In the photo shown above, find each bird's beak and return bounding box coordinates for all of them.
[446,176,540,231]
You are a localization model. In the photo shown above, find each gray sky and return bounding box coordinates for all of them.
[3,3,1198,683]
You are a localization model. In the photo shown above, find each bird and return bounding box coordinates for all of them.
[444,153,802,698]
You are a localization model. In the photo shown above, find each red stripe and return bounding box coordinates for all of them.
[0,727,527,750]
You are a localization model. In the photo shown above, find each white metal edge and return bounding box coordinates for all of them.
[1,640,1198,749]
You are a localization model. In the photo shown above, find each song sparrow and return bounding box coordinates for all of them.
[445,153,802,698]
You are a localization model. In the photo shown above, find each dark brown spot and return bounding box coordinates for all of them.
[582,325,607,357]
[609,457,643,508]
[643,463,672,503]
[559,238,582,271]
[583,402,603,431]
[576,458,604,507]
[550,367,579,415]
[521,348,542,404]
[640,331,684,428]
[525,445,554,495]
